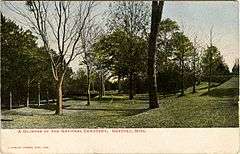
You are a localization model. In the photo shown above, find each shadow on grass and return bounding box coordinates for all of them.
[1,118,13,121]
[29,104,70,111]
[94,97,128,102]
[1,105,26,111]
[126,94,175,101]
[64,107,149,116]
[29,104,149,116]
[197,84,221,91]
[135,97,148,101]
[201,88,239,98]
[65,95,98,100]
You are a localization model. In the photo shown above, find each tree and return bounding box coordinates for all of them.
[64,68,88,98]
[1,14,25,109]
[148,1,164,109]
[201,27,224,92]
[215,58,230,75]
[81,22,102,105]
[190,36,201,93]
[6,1,96,114]
[191,45,197,93]
[201,45,221,91]
[232,59,239,75]
[171,32,193,96]
[1,14,47,109]
[157,18,180,66]
[155,18,180,95]
[108,1,150,100]
[92,29,148,98]
[92,46,109,99]
[108,1,150,37]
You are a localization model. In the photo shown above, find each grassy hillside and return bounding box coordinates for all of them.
[1,77,239,128]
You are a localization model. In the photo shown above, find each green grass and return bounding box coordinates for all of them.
[1,77,238,128]
[202,77,239,98]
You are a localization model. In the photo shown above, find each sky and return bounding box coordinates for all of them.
[1,1,239,72]
[163,1,239,71]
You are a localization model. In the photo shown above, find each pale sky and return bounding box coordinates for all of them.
[1,1,239,71]
[163,1,239,71]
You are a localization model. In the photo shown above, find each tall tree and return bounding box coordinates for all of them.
[171,32,193,96]
[64,68,88,98]
[1,14,47,108]
[157,18,179,68]
[190,36,200,93]
[92,45,109,99]
[1,14,24,109]
[6,1,96,114]
[201,45,222,91]
[232,59,239,75]
[208,27,214,92]
[108,1,150,100]
[202,27,224,92]
[155,18,180,94]
[148,1,164,109]
[81,22,102,106]
[92,29,147,98]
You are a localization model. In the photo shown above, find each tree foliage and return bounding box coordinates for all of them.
[232,59,239,74]
[1,14,54,108]
[92,29,148,93]
[201,45,230,85]
[108,1,150,36]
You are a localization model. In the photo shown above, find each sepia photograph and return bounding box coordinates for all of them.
[1,0,239,153]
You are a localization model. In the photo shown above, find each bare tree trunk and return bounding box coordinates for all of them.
[46,90,49,105]
[192,57,196,93]
[129,71,134,100]
[148,1,164,109]
[163,85,166,98]
[100,71,105,98]
[55,78,64,115]
[99,71,104,99]
[181,59,184,96]
[208,50,212,93]
[192,39,197,93]
[102,75,105,96]
[92,80,95,92]
[9,91,12,110]
[99,73,102,99]
[208,64,212,92]
[174,82,177,95]
[87,65,91,106]
[26,76,30,107]
[192,75,196,93]
[118,75,121,94]
[208,27,213,93]
[37,82,41,106]
[128,33,134,100]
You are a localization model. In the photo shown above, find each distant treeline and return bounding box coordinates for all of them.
[1,12,239,109]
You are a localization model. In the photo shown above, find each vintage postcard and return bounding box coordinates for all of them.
[1,1,239,154]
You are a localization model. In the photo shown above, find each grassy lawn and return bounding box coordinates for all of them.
[1,77,238,128]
